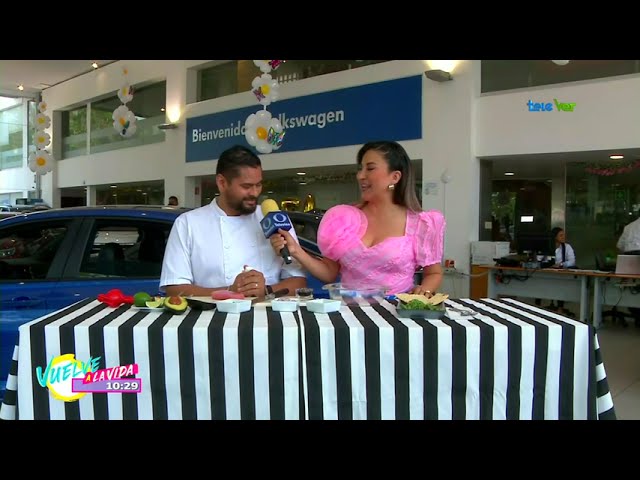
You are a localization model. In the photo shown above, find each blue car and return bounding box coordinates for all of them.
[0,205,325,400]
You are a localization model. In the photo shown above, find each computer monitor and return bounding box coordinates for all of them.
[517,234,552,256]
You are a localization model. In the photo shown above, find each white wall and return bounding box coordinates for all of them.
[0,168,34,196]
[476,74,640,157]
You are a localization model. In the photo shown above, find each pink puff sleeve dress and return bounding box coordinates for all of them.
[317,205,446,294]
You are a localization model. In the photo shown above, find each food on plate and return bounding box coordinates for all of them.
[396,292,449,305]
[399,299,444,311]
[212,290,245,300]
[164,295,188,314]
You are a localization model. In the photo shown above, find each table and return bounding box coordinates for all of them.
[591,272,640,328]
[486,266,591,323]
[0,297,616,420]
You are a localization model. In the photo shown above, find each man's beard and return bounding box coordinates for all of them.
[230,196,258,215]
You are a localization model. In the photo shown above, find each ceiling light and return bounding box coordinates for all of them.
[609,154,624,160]
[92,62,98,69]
[297,172,306,175]
[160,107,165,112]
[110,185,117,188]
[504,172,515,176]
[299,182,307,185]
[18,85,24,91]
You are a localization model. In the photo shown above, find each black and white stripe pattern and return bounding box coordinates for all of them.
[0,298,616,420]
[298,298,615,420]
[2,300,304,420]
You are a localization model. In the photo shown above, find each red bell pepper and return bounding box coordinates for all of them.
[97,289,135,308]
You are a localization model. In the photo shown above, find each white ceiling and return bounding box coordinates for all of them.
[0,60,115,97]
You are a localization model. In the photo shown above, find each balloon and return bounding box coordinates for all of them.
[244,110,285,154]
[33,131,51,149]
[251,74,280,106]
[28,150,53,175]
[117,84,134,104]
[253,60,273,73]
[34,113,51,131]
[112,105,137,138]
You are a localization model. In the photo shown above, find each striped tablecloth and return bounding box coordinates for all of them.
[0,297,616,420]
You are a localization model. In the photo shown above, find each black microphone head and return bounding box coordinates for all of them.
[260,211,293,238]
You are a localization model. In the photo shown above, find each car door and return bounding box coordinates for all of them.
[0,216,81,396]
[55,216,173,309]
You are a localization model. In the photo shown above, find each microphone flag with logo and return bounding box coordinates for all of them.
[260,199,293,264]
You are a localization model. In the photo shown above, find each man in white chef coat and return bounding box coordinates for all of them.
[160,145,307,298]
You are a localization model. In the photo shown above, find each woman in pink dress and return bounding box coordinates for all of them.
[269,140,446,296]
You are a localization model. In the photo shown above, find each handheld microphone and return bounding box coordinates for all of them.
[260,199,293,264]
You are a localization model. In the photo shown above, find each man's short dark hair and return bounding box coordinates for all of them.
[216,145,261,181]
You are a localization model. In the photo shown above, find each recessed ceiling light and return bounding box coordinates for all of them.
[609,154,624,160]
[297,172,306,175]
[299,182,307,185]
[160,107,165,112]
[92,62,98,69]
[18,85,24,91]
[110,185,117,188]
[504,172,515,176]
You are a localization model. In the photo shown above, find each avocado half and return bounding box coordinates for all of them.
[164,296,188,314]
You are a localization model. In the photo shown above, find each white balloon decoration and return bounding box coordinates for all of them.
[113,66,137,138]
[244,60,287,154]
[28,100,55,176]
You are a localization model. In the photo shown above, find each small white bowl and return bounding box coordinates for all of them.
[306,299,342,314]
[271,297,299,312]
[217,299,251,313]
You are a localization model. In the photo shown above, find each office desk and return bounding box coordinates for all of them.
[591,272,640,328]
[486,266,591,323]
[0,297,615,420]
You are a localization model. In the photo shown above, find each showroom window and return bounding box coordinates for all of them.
[197,60,389,102]
[60,81,166,159]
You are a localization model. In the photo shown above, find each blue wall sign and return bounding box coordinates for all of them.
[186,75,422,162]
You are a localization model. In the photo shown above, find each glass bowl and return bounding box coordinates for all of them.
[321,283,388,305]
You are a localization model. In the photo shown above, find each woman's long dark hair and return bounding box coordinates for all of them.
[356,140,422,212]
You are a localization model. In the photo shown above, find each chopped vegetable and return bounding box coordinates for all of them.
[400,299,444,311]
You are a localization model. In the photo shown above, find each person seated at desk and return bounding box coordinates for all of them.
[546,227,576,316]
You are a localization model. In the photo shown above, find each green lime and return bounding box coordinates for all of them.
[146,299,163,308]
[134,292,152,307]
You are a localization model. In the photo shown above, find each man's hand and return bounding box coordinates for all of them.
[232,269,267,297]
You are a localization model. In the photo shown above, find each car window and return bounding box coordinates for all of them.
[0,222,69,280]
[78,220,171,279]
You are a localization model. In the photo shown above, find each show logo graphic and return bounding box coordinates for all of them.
[36,354,142,402]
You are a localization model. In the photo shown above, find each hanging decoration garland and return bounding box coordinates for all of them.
[28,101,54,175]
[112,66,137,138]
[585,159,640,176]
[244,60,286,154]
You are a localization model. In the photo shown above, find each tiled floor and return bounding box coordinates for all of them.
[595,321,640,420]
[514,298,640,420]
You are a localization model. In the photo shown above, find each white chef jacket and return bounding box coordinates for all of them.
[617,218,640,253]
[160,199,306,290]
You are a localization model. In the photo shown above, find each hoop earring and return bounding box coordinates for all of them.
[388,184,395,190]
